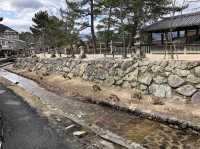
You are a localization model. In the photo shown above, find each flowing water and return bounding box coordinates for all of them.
[1,69,200,149]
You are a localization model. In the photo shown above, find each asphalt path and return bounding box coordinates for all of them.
[0,84,72,149]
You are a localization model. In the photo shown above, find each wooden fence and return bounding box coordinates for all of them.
[141,44,200,54]
[32,43,200,56]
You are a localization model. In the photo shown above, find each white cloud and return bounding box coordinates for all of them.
[0,0,66,32]
[11,0,43,10]
[2,17,32,32]
[0,0,200,34]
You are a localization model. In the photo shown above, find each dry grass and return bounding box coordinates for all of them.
[5,66,200,124]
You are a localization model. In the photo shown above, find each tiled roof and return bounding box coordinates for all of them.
[142,11,200,32]
[0,24,17,32]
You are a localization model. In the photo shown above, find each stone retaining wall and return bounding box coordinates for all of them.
[16,58,200,103]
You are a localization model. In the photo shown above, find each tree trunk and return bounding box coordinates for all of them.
[120,1,127,58]
[105,7,112,51]
[128,22,137,49]
[169,0,177,60]
[90,0,97,54]
[70,44,73,56]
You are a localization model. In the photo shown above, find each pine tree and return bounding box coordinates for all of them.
[30,11,49,49]
[66,0,101,53]
[97,0,119,51]
[60,1,80,54]
[30,11,68,49]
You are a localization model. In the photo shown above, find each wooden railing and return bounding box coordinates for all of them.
[85,47,135,55]
[141,44,200,54]
[32,43,200,56]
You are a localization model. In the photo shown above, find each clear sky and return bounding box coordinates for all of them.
[0,0,200,33]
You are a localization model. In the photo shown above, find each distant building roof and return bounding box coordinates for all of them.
[142,11,200,33]
[0,24,17,32]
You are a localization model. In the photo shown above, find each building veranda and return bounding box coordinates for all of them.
[141,11,200,54]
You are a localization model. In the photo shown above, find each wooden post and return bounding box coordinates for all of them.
[149,33,152,53]
[196,27,199,37]
[177,31,180,38]
[110,40,113,54]
[161,33,164,45]
[177,31,180,50]
[100,43,102,54]
[149,33,152,44]
[184,29,188,54]
[185,29,188,44]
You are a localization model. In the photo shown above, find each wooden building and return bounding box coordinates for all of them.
[141,11,200,54]
[0,24,26,57]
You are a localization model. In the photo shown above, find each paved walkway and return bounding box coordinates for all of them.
[0,85,72,149]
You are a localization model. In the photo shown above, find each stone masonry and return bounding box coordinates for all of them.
[15,58,200,103]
